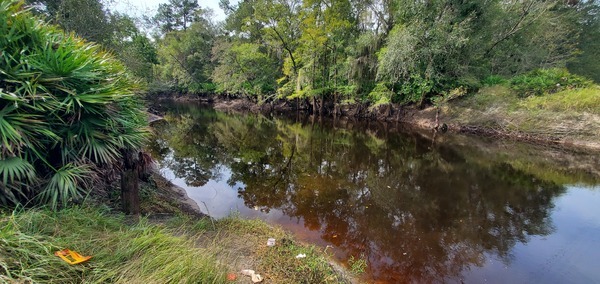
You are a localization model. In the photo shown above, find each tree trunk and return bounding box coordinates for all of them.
[121,149,140,215]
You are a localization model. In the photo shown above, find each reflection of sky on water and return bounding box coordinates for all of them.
[162,142,600,284]
[465,186,600,283]
[148,105,600,283]
[159,150,267,218]
[161,143,600,283]
[158,150,330,245]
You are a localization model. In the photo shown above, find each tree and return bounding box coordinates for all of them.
[377,1,473,104]
[155,11,216,90]
[25,0,113,46]
[0,0,149,210]
[376,0,581,104]
[568,0,600,82]
[212,42,279,97]
[111,13,159,82]
[25,0,159,83]
[292,0,356,112]
[253,0,303,75]
[152,0,201,33]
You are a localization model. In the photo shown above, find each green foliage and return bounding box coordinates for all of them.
[367,83,393,106]
[188,82,217,94]
[26,1,159,83]
[148,0,586,108]
[510,68,593,97]
[376,2,472,102]
[116,32,159,82]
[212,42,278,96]
[152,0,202,33]
[396,75,435,104]
[568,1,600,82]
[519,86,600,114]
[347,255,367,274]
[482,75,507,86]
[26,0,113,46]
[0,0,148,208]
[155,19,215,90]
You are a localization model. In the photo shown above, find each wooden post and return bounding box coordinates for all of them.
[121,149,140,215]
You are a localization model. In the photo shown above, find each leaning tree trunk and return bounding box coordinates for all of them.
[121,148,141,215]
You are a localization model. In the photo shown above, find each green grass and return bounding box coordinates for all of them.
[347,255,368,275]
[0,207,348,284]
[519,86,600,115]
[444,85,600,143]
[0,207,226,284]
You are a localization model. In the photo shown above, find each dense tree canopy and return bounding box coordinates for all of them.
[145,0,597,109]
[22,0,600,106]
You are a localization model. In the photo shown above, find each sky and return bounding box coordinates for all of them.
[110,0,229,22]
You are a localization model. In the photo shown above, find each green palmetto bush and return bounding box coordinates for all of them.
[0,0,148,208]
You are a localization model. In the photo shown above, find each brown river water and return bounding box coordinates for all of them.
[148,102,600,283]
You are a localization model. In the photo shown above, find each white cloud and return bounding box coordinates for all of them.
[110,0,229,22]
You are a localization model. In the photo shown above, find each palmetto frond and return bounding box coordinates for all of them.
[0,157,36,185]
[0,157,36,206]
[37,163,94,210]
[0,0,148,208]
[0,104,58,156]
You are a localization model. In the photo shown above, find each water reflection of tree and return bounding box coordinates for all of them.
[150,105,567,283]
[147,106,224,187]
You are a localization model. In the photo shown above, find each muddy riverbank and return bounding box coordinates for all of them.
[148,93,600,152]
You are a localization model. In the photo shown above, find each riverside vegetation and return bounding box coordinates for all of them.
[0,176,348,283]
[0,1,349,283]
[23,0,599,147]
[1,0,599,282]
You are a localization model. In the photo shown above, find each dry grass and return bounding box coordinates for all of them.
[443,85,600,149]
[169,215,349,284]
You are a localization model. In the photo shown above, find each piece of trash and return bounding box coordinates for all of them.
[252,273,263,283]
[241,269,263,283]
[267,238,276,246]
[403,252,407,256]
[54,249,92,265]
[295,253,307,259]
[227,273,237,281]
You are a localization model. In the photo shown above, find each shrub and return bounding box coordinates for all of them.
[367,83,393,106]
[0,1,148,208]
[394,75,434,104]
[510,68,592,97]
[482,75,507,86]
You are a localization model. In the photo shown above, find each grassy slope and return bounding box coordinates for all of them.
[0,207,226,284]
[443,85,600,149]
[0,207,347,284]
[0,173,349,284]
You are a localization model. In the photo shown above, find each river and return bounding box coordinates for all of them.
[147,101,600,283]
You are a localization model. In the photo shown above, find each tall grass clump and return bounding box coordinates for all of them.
[0,207,227,283]
[520,86,600,114]
[0,0,149,208]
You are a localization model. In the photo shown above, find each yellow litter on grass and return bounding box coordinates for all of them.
[54,249,92,265]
